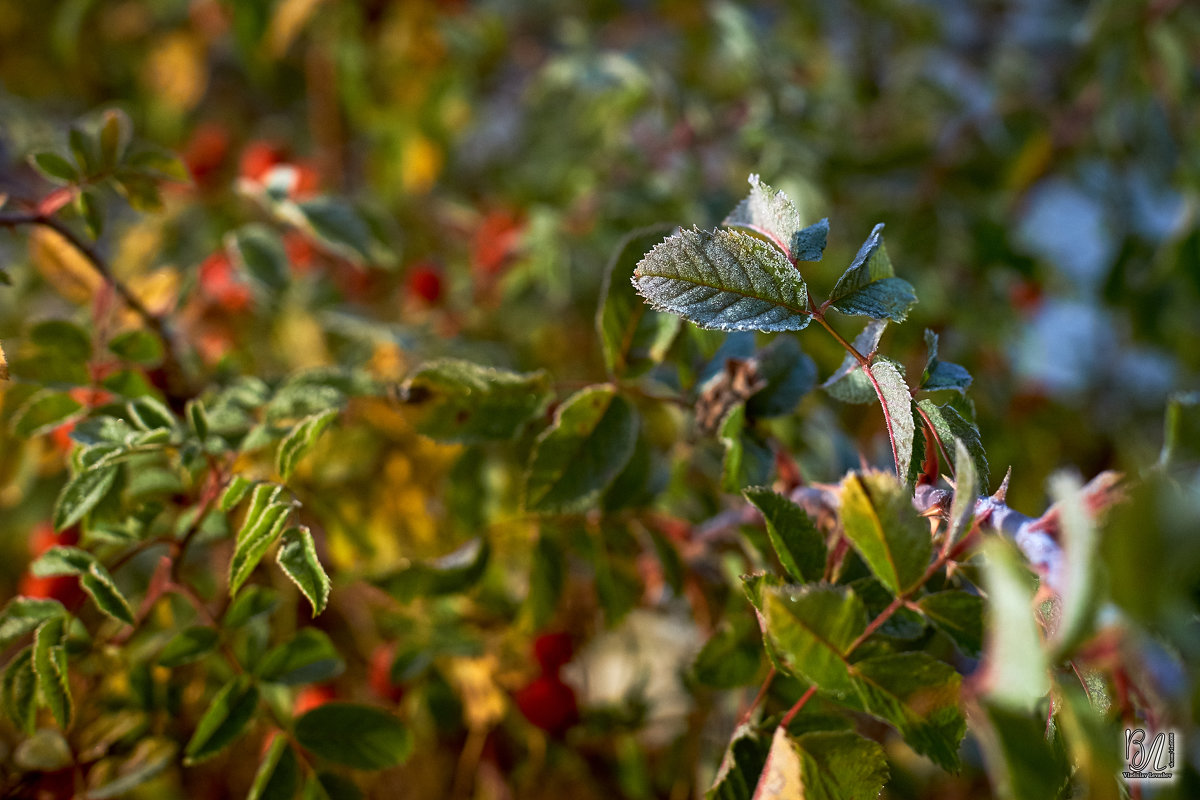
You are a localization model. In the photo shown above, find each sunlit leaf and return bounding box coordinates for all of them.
[277,526,332,616]
[839,471,931,595]
[763,584,865,694]
[981,538,1048,712]
[827,223,916,322]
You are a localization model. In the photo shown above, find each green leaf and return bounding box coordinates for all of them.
[743,487,826,582]
[917,591,984,658]
[107,329,164,366]
[692,616,762,690]
[158,626,220,667]
[1048,472,1098,657]
[258,629,343,686]
[706,724,769,800]
[723,175,829,263]
[294,703,413,770]
[84,737,177,799]
[183,676,260,765]
[2,647,38,734]
[31,546,134,625]
[125,147,190,181]
[827,223,916,322]
[398,359,552,444]
[947,440,977,548]
[69,125,100,174]
[248,735,299,800]
[718,405,773,493]
[98,109,132,167]
[750,727,888,800]
[524,386,638,513]
[303,772,363,800]
[223,586,280,628]
[981,538,1048,712]
[838,471,931,595]
[228,224,290,291]
[744,335,817,418]
[632,227,811,332]
[30,318,92,360]
[763,584,865,694]
[870,359,916,480]
[220,476,254,512]
[1160,391,1200,467]
[229,496,293,598]
[12,390,84,437]
[597,224,683,377]
[277,409,339,480]
[30,151,79,183]
[34,616,72,729]
[296,198,373,262]
[13,727,73,772]
[0,598,67,650]
[916,400,989,490]
[126,396,177,431]
[77,187,104,239]
[820,320,888,404]
[186,399,209,440]
[525,533,564,631]
[377,538,490,603]
[920,330,972,393]
[847,652,965,770]
[277,526,332,616]
[980,702,1071,800]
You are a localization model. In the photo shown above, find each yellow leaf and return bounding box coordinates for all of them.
[447,656,506,731]
[143,33,208,112]
[267,0,325,56]
[401,134,442,195]
[273,311,329,370]
[0,340,7,380]
[1006,131,1053,194]
[30,227,103,304]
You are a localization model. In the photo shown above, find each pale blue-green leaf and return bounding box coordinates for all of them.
[276,526,332,616]
[828,224,916,321]
[524,386,638,513]
[632,227,811,332]
[947,440,977,548]
[1049,472,1098,657]
[871,360,915,479]
[921,330,972,393]
[981,538,1048,712]
[820,320,888,404]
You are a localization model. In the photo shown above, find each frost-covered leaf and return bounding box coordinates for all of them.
[524,386,638,513]
[633,227,811,332]
[723,174,829,263]
[2,647,37,734]
[0,598,67,650]
[53,466,119,531]
[827,224,916,321]
[820,320,887,404]
[34,616,72,728]
[947,440,977,548]
[597,225,683,377]
[839,471,931,595]
[871,359,915,479]
[398,359,551,444]
[917,400,989,490]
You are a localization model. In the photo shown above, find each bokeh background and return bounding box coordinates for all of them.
[1,1,1198,798]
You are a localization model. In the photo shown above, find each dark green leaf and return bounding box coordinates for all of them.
[277,526,332,616]
[1160,391,1200,467]
[980,702,1071,800]
[309,772,363,800]
[186,399,209,440]
[34,616,72,728]
[31,151,79,183]
[524,386,638,513]
[258,629,343,686]
[228,224,290,291]
[705,724,769,800]
[744,335,817,418]
[2,647,37,734]
[525,533,564,630]
[0,598,67,650]
[820,320,888,404]
[718,405,773,493]
[847,652,965,770]
[248,735,299,800]
[125,396,176,431]
[78,186,104,239]
[981,538,1048,712]
[763,584,865,694]
[125,147,190,181]
[827,224,916,322]
[920,330,972,393]
[277,409,339,481]
[98,109,132,167]
[12,390,84,437]
[916,400,989,490]
[692,616,762,690]
[377,538,490,603]
[743,487,826,582]
[183,676,260,764]
[917,591,984,658]
[296,198,373,262]
[158,626,220,667]
[80,562,135,625]
[838,471,931,595]
[597,224,683,377]
[107,329,164,366]
[69,125,100,174]
[223,586,280,628]
[398,359,552,444]
[632,227,811,332]
[30,319,92,361]
[294,703,413,770]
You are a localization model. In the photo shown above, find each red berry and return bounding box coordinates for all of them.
[199,252,253,312]
[471,210,524,276]
[514,675,578,735]
[19,572,86,609]
[406,264,443,304]
[531,632,573,674]
[182,123,230,187]
[368,644,406,704]
[239,141,284,183]
[29,522,79,556]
